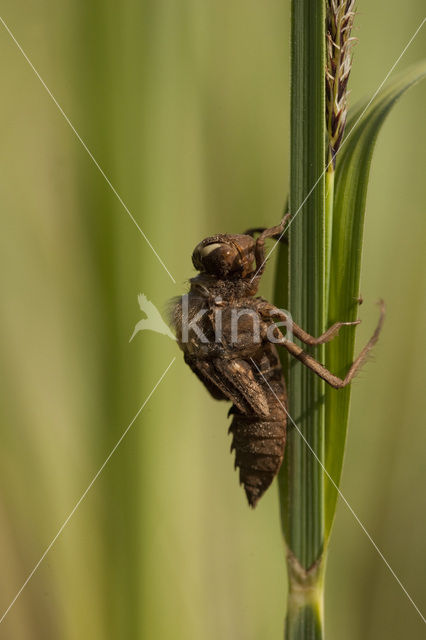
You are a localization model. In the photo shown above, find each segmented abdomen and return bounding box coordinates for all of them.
[229,345,287,507]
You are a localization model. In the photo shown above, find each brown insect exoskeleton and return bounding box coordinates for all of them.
[171,215,384,507]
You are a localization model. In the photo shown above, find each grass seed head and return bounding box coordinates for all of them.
[326,0,357,165]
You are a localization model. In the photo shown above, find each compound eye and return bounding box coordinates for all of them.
[192,240,241,276]
[198,243,223,258]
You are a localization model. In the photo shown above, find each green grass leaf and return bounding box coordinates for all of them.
[274,1,326,634]
[324,61,426,541]
[277,0,326,573]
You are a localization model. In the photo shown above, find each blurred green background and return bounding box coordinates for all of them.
[0,1,424,638]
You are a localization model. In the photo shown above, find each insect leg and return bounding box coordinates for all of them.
[244,228,289,245]
[243,226,268,236]
[254,213,291,275]
[290,319,362,345]
[258,302,362,345]
[260,304,362,345]
[275,302,385,389]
